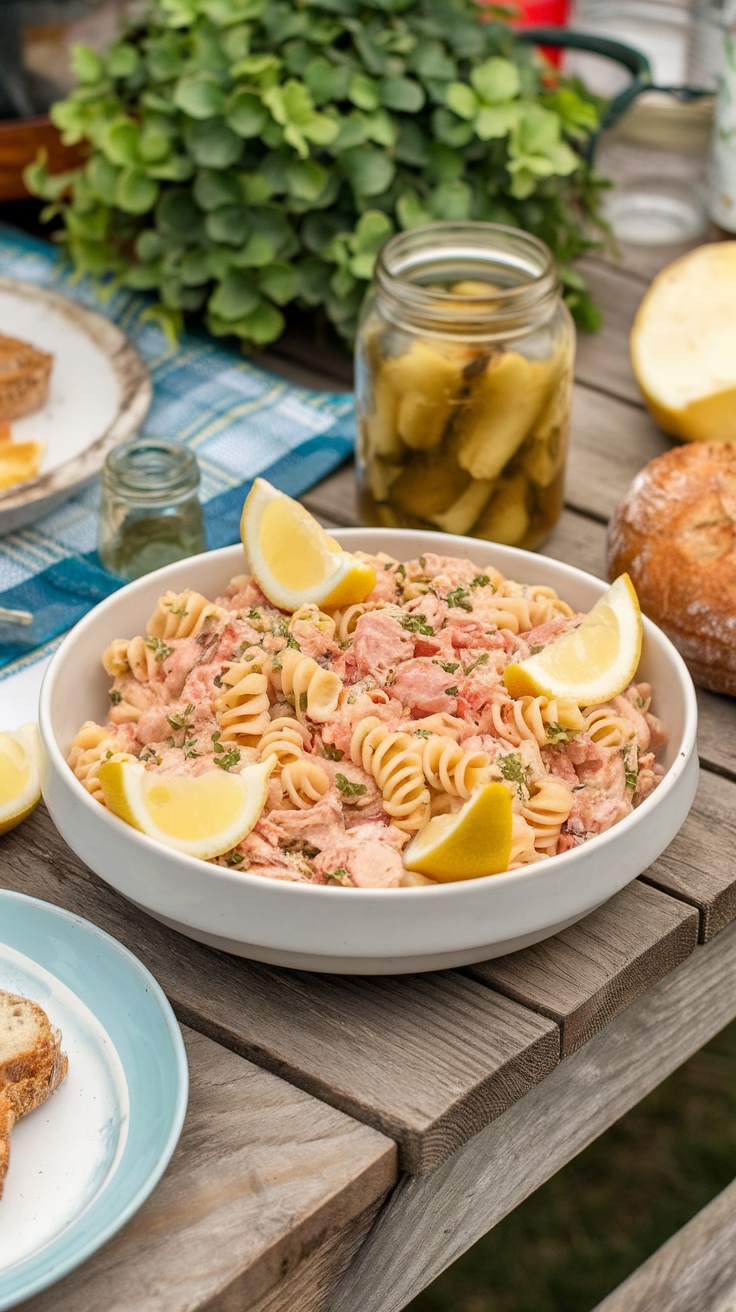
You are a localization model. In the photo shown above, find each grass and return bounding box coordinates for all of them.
[408,1017,736,1312]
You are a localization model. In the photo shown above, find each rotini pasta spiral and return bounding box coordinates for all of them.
[102,638,131,678]
[258,715,311,772]
[215,660,271,743]
[280,758,330,809]
[507,813,541,869]
[289,604,337,644]
[270,649,342,723]
[520,777,574,853]
[147,590,226,641]
[329,600,386,644]
[583,705,634,749]
[420,735,490,799]
[350,716,429,832]
[490,694,584,748]
[67,722,136,804]
[125,635,167,683]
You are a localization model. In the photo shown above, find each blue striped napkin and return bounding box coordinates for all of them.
[0,225,355,682]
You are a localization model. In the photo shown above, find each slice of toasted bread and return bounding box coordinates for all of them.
[0,990,68,1119]
[0,335,53,422]
[0,1091,13,1198]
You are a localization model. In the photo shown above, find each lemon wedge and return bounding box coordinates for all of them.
[0,442,45,490]
[504,573,642,707]
[98,758,273,860]
[241,477,376,610]
[0,723,42,835]
[630,242,736,443]
[402,782,512,882]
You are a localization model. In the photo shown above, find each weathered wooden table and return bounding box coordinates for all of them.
[7,228,736,1312]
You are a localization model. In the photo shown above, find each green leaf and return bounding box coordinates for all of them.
[147,155,196,182]
[351,209,392,254]
[100,120,140,167]
[180,249,212,285]
[156,188,203,239]
[471,58,520,105]
[396,189,433,229]
[123,262,164,291]
[138,126,171,163]
[410,39,456,82]
[140,303,183,345]
[258,261,298,304]
[476,103,520,140]
[431,107,474,148]
[231,231,277,267]
[515,104,562,156]
[230,53,282,80]
[304,58,350,105]
[239,302,285,344]
[86,155,120,204]
[193,168,242,210]
[201,0,265,24]
[205,204,250,245]
[340,146,395,197]
[135,229,166,262]
[445,83,477,121]
[70,44,104,86]
[378,77,424,113]
[115,168,160,214]
[226,92,268,137]
[285,158,329,201]
[106,44,140,80]
[395,121,430,167]
[349,73,380,112]
[185,119,242,168]
[429,178,472,221]
[208,269,262,321]
[174,76,226,119]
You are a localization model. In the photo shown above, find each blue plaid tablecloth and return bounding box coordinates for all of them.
[0,225,355,687]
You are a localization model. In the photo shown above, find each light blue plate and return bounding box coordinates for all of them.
[0,890,188,1309]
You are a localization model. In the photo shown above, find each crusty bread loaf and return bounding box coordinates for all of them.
[0,334,53,421]
[606,442,736,696]
[0,990,68,1198]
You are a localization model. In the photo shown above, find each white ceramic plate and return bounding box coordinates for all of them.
[39,531,700,975]
[0,277,151,532]
[0,890,188,1309]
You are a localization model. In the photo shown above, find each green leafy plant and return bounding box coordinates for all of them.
[27,0,607,348]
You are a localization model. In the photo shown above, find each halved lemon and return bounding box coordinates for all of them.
[240,477,376,611]
[98,758,274,860]
[402,782,512,882]
[0,723,42,836]
[503,573,642,707]
[630,242,736,443]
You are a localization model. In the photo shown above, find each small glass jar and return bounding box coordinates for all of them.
[354,222,575,549]
[98,438,206,579]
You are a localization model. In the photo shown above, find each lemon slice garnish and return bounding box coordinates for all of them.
[0,723,42,835]
[98,758,273,860]
[504,573,642,707]
[402,782,512,882]
[630,242,736,443]
[240,477,376,611]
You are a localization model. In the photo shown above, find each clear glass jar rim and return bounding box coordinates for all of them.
[374,221,559,330]
[103,439,200,503]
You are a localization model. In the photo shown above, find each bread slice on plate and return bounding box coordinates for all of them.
[0,335,53,421]
[0,989,68,1197]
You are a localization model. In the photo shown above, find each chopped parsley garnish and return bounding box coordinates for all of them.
[326,867,348,884]
[395,563,406,580]
[167,604,189,617]
[413,728,431,738]
[109,689,122,705]
[470,574,493,590]
[167,703,195,733]
[528,644,545,655]
[464,652,490,676]
[214,745,241,772]
[105,749,113,760]
[335,773,367,799]
[399,614,434,636]
[433,659,459,674]
[444,685,459,697]
[299,692,309,713]
[636,696,646,709]
[224,851,244,866]
[621,744,638,791]
[140,746,162,765]
[211,730,221,744]
[499,752,530,801]
[213,673,224,688]
[271,651,283,672]
[546,722,574,745]
[144,635,173,663]
[319,741,344,761]
[446,586,472,611]
[248,608,261,621]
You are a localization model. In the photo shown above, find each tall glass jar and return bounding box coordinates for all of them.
[98,438,206,579]
[354,223,575,549]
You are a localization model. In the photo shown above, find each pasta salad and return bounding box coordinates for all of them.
[68,551,666,888]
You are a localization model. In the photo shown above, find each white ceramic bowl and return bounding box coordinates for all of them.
[39,531,699,975]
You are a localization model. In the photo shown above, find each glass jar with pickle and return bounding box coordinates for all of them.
[354,222,575,549]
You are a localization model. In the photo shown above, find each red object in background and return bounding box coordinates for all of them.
[479,0,570,66]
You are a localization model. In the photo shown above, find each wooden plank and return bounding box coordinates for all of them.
[590,1176,736,1312]
[574,258,646,407]
[246,1204,383,1312]
[641,770,736,943]
[0,806,559,1177]
[20,1027,396,1312]
[466,880,698,1056]
[323,918,736,1312]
